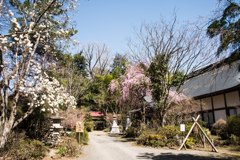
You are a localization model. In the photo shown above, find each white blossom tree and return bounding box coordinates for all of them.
[0,0,78,149]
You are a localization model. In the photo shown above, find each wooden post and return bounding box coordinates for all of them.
[203,136,205,148]
[79,132,80,143]
[198,132,205,147]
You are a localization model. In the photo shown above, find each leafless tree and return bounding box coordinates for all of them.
[82,42,112,80]
[166,98,208,125]
[127,16,218,127]
[59,107,85,133]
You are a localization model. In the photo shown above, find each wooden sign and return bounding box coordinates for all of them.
[76,121,84,132]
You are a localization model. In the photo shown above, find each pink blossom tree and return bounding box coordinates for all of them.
[109,64,151,114]
[167,90,202,125]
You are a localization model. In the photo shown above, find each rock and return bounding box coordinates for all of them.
[51,154,62,159]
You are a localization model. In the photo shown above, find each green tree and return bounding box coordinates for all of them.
[53,52,89,108]
[207,1,240,62]
[87,74,114,113]
[74,51,88,77]
[110,53,128,79]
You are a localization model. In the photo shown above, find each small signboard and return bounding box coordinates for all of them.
[180,124,185,132]
[76,121,84,132]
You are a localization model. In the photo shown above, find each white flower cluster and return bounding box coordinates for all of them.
[19,61,77,112]
[0,37,8,52]
[11,17,21,31]
[55,28,70,35]
[9,10,14,16]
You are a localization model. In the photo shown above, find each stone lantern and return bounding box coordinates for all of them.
[125,114,131,130]
[109,114,120,134]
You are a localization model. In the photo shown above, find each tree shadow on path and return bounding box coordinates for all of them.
[137,152,230,160]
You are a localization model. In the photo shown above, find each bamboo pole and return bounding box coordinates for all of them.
[178,115,218,153]
[178,115,200,151]
[196,122,218,152]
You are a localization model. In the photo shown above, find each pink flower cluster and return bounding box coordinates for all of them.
[108,64,188,110]
[168,90,187,103]
[109,64,151,108]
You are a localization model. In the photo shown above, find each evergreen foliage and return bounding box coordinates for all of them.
[207,1,240,61]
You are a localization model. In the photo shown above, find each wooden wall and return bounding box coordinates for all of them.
[198,90,240,127]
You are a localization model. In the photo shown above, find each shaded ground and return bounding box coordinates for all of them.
[78,131,239,160]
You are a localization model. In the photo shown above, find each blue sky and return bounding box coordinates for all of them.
[71,0,218,55]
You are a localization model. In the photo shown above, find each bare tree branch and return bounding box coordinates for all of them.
[82,42,112,79]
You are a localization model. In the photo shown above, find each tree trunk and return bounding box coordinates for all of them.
[0,118,14,149]
[0,129,8,150]
[159,111,166,128]
[160,117,165,128]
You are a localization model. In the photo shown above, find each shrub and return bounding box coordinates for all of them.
[137,134,166,147]
[68,129,76,138]
[56,137,82,157]
[157,125,180,139]
[85,122,94,132]
[212,119,227,139]
[226,114,240,137]
[3,135,47,160]
[185,137,195,149]
[146,119,161,130]
[166,139,179,148]
[125,127,139,138]
[229,134,240,145]
[119,125,123,133]
[80,128,89,145]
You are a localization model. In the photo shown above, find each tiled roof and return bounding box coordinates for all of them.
[180,60,240,98]
[90,111,104,117]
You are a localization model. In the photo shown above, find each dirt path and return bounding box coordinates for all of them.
[78,131,231,160]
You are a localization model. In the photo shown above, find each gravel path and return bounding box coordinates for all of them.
[78,131,228,160]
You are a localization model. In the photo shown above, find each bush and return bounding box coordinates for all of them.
[146,119,161,130]
[125,127,139,138]
[56,137,82,157]
[166,139,179,148]
[80,128,89,145]
[157,125,180,139]
[119,125,123,133]
[212,119,227,139]
[185,137,195,149]
[226,114,240,137]
[68,129,76,138]
[3,133,47,160]
[85,122,94,132]
[137,133,166,147]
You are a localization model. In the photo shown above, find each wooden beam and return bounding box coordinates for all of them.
[178,115,218,153]
[178,115,200,151]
